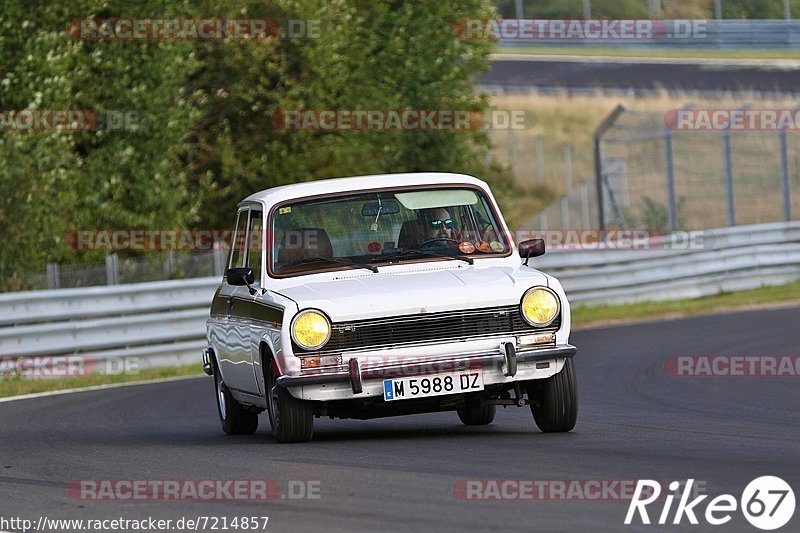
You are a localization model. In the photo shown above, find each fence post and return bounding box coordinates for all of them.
[563,144,573,193]
[163,250,176,278]
[508,129,517,173]
[213,241,227,277]
[723,131,736,226]
[535,136,544,183]
[560,196,570,229]
[780,129,792,221]
[593,104,626,231]
[664,130,678,232]
[538,212,548,230]
[580,182,591,229]
[105,253,120,285]
[46,263,61,290]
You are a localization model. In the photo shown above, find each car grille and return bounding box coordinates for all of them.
[298,305,560,354]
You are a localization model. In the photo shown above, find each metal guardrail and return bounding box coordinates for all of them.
[0,222,798,370]
[538,222,800,304]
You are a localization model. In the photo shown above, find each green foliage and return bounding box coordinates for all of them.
[632,195,686,235]
[0,0,503,289]
[0,0,197,289]
[185,0,498,229]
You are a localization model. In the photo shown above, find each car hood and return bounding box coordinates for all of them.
[273,264,548,322]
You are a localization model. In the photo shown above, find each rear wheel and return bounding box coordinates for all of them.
[529,358,578,433]
[457,403,496,426]
[266,360,314,443]
[213,360,258,435]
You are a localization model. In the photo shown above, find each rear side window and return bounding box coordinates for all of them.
[228,210,249,270]
[248,210,263,283]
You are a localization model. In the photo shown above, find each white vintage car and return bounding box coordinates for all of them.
[204,172,577,442]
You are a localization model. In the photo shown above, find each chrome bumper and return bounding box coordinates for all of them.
[276,344,577,393]
[202,348,213,376]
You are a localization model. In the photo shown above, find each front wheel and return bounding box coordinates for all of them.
[528,358,578,433]
[266,361,314,443]
[214,362,258,435]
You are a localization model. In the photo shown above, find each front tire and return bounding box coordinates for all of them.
[266,361,314,443]
[214,361,258,435]
[457,404,496,426]
[529,358,578,433]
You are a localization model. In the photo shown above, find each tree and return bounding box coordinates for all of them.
[0,0,197,289]
[185,0,498,229]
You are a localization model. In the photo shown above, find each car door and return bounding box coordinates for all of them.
[216,207,258,393]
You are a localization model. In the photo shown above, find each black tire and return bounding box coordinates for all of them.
[530,358,578,433]
[213,361,258,435]
[457,403,496,426]
[266,361,314,443]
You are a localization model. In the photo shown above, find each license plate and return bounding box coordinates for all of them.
[383,371,484,401]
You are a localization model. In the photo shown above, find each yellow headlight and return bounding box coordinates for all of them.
[521,287,559,326]
[291,310,331,350]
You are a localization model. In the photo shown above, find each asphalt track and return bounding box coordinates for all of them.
[483,56,800,94]
[1,306,799,532]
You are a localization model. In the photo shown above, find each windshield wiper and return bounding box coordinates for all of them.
[279,256,378,273]
[381,249,474,265]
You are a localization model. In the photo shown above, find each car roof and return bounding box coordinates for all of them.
[239,172,490,207]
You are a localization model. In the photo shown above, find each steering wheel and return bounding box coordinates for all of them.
[418,237,459,249]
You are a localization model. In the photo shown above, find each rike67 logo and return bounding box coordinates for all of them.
[626,477,795,530]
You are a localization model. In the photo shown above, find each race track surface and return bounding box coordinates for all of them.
[483,57,800,94]
[1,306,798,532]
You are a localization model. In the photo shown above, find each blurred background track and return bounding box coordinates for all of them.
[483,55,800,95]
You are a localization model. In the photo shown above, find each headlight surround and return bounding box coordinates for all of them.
[521,287,560,327]
[291,309,331,351]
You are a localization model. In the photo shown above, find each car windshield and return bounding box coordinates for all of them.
[270,187,510,276]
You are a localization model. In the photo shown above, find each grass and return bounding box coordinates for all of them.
[496,46,800,60]
[0,364,203,399]
[572,279,800,327]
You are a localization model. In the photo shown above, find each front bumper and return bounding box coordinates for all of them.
[277,343,577,401]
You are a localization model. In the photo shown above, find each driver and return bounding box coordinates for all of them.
[421,207,454,242]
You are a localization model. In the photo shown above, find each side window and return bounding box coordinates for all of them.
[228,209,249,270]
[247,210,263,284]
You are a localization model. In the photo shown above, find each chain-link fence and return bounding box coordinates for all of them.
[598,109,800,232]
[491,131,594,198]
[520,107,800,233]
[11,249,224,292]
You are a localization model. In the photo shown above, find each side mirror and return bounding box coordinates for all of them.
[227,267,255,293]
[518,239,545,265]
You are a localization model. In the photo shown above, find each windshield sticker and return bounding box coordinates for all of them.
[279,206,292,215]
[458,241,476,254]
[490,241,504,252]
